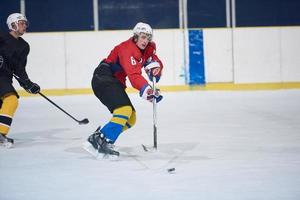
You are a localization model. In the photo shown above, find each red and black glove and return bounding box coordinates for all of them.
[139,84,163,103]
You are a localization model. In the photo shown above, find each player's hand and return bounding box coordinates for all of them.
[144,61,161,82]
[140,84,163,103]
[22,79,40,94]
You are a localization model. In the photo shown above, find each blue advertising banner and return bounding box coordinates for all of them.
[188,30,205,85]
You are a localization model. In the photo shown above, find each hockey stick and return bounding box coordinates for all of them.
[141,77,158,152]
[12,74,89,125]
[152,77,158,149]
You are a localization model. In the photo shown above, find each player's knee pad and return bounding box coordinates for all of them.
[0,94,18,134]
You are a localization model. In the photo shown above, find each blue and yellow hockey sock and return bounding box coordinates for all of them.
[100,106,133,143]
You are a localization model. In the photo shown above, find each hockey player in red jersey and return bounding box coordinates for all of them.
[86,22,163,157]
[0,13,40,148]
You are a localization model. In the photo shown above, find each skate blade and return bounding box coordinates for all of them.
[82,142,119,161]
[0,142,13,149]
[82,141,101,158]
[97,153,119,161]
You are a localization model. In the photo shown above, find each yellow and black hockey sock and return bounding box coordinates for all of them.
[0,94,19,135]
[101,106,133,142]
[122,111,136,132]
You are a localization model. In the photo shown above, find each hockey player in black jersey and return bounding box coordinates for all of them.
[0,13,40,148]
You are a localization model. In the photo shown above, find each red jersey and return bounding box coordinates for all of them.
[103,37,163,90]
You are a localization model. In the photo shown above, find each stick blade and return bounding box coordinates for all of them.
[141,144,157,152]
[79,118,89,125]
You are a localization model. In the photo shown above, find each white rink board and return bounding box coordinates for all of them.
[233,28,281,83]
[21,27,300,90]
[203,28,233,83]
[281,27,300,82]
[22,32,66,89]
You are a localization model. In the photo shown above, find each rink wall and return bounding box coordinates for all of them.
[16,26,300,95]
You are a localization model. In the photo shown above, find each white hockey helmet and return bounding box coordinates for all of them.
[133,22,153,41]
[7,13,28,31]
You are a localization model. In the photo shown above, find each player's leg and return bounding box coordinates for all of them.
[100,105,133,142]
[88,63,135,156]
[0,93,19,147]
[87,106,134,157]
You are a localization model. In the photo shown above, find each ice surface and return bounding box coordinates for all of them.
[1,90,300,200]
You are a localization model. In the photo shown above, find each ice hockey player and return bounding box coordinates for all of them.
[86,22,163,157]
[0,13,40,148]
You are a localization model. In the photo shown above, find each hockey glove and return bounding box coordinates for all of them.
[139,84,163,103]
[144,61,161,82]
[21,79,40,94]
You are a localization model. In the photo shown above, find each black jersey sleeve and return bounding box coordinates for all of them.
[13,39,30,80]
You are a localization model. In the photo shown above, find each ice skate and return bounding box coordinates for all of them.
[84,127,120,159]
[97,137,120,158]
[87,127,102,150]
[0,133,14,148]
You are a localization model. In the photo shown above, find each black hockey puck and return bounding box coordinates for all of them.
[167,168,176,173]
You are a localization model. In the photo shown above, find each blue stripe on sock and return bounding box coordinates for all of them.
[113,114,129,120]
